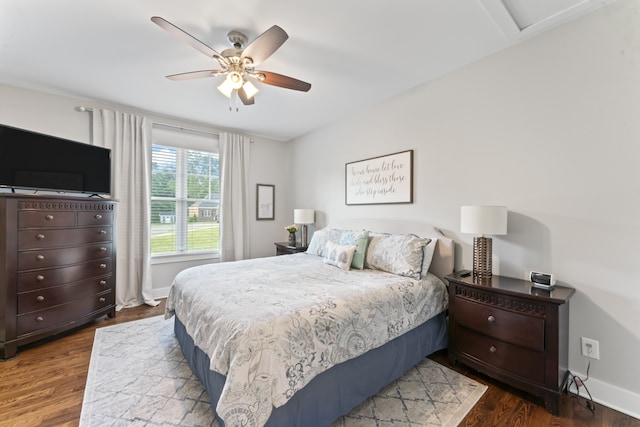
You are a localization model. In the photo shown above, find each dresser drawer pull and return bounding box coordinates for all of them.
[487,315,496,323]
[99,263,107,269]
[36,233,45,240]
[489,346,497,353]
[36,254,45,261]
[100,247,107,252]
[36,295,45,302]
[99,230,107,235]
[36,316,44,322]
[99,280,107,286]
[95,214,103,220]
[99,297,106,302]
[45,214,54,221]
[36,275,45,281]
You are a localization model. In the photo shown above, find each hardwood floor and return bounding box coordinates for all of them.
[0,301,638,427]
[428,350,640,427]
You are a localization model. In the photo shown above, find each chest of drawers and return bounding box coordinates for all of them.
[1,194,117,360]
[445,272,574,415]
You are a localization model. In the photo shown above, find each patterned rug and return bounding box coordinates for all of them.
[80,316,486,427]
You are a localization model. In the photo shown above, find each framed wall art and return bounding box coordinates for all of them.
[256,184,275,220]
[345,149,413,205]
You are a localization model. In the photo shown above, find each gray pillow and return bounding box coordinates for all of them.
[365,233,431,280]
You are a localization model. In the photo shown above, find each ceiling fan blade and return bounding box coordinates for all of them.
[166,70,226,80]
[238,87,255,105]
[151,16,223,60]
[241,25,288,66]
[256,71,311,92]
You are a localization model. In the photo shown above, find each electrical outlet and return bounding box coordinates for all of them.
[581,337,600,360]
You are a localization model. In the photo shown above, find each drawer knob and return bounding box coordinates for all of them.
[36,295,45,302]
[99,280,107,286]
[95,214,103,220]
[487,315,496,323]
[99,263,107,269]
[36,233,45,240]
[36,316,44,322]
[99,230,107,235]
[100,247,107,252]
[45,214,54,221]
[489,346,497,353]
[99,297,106,302]
[36,254,45,261]
[36,275,45,281]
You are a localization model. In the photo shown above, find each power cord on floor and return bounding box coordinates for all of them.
[567,360,596,413]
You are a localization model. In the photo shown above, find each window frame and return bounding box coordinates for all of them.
[150,125,220,264]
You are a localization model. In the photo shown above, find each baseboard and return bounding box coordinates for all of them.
[567,370,640,420]
[151,287,171,300]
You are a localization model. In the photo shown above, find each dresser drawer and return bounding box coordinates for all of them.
[18,276,114,314]
[457,326,545,383]
[18,242,112,270]
[454,297,545,352]
[19,210,76,228]
[17,291,114,336]
[18,226,112,250]
[17,260,113,292]
[78,211,113,226]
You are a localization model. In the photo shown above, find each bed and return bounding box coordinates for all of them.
[165,219,454,427]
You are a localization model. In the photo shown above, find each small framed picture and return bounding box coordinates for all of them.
[256,184,275,220]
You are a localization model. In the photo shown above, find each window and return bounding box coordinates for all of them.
[150,128,220,257]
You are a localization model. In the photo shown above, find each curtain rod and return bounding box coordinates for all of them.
[77,106,252,141]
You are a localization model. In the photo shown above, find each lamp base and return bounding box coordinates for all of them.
[301,225,308,247]
[473,236,493,278]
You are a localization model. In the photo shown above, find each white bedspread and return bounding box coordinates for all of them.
[165,253,448,427]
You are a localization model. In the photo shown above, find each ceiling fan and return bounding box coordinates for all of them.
[151,17,311,109]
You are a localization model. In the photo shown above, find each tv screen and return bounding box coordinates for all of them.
[0,124,111,195]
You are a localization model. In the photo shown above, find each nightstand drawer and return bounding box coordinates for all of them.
[455,297,545,352]
[457,326,545,384]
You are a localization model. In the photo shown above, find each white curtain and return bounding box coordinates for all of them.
[92,109,158,309]
[219,132,251,261]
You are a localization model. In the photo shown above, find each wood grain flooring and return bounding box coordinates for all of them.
[0,300,638,427]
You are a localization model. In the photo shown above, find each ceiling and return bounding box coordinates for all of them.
[0,0,614,141]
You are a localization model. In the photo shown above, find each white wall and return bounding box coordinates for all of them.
[0,83,294,295]
[290,0,640,418]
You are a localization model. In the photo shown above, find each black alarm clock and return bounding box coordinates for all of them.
[530,271,556,289]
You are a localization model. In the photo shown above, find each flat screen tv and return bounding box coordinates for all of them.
[0,123,111,196]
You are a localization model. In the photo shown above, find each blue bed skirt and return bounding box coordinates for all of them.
[174,311,448,427]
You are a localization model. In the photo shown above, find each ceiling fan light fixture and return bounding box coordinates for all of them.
[217,78,234,98]
[227,71,243,89]
[242,80,259,99]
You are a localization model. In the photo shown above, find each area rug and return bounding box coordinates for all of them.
[80,316,486,427]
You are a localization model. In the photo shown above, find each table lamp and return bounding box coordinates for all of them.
[461,205,507,278]
[294,209,315,247]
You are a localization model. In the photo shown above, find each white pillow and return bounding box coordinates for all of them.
[323,241,357,271]
[421,237,438,277]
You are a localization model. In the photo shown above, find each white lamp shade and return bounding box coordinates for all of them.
[461,205,507,235]
[242,80,259,99]
[294,209,315,224]
[217,79,234,98]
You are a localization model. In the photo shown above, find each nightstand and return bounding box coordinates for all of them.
[274,242,308,256]
[444,272,575,415]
